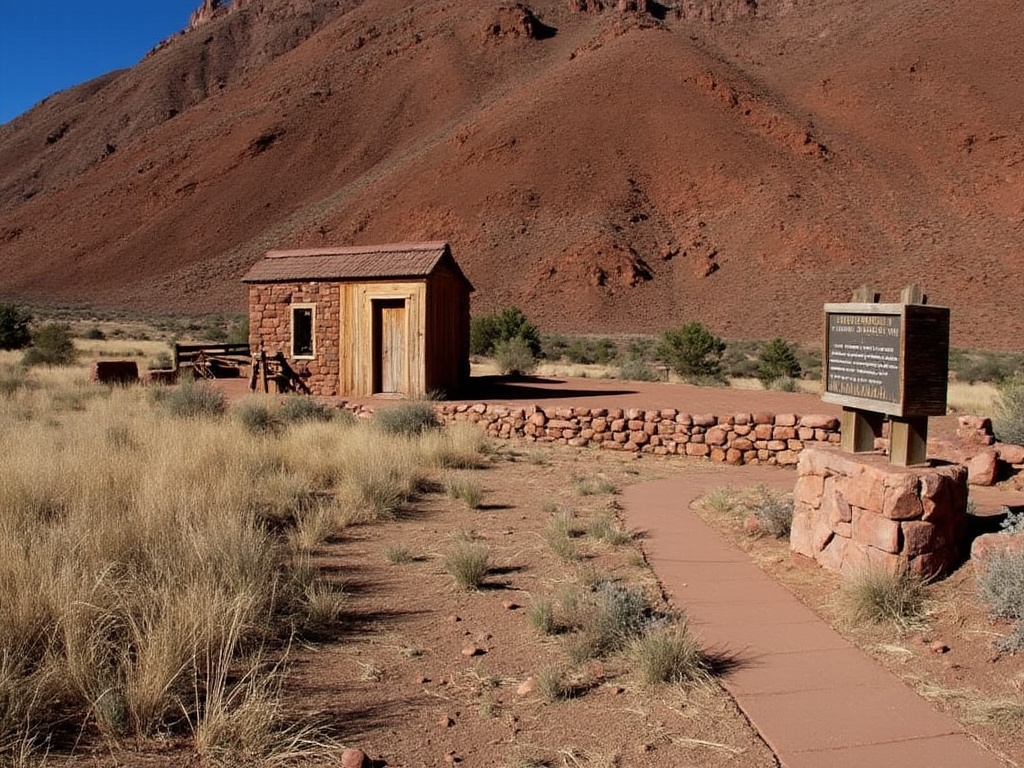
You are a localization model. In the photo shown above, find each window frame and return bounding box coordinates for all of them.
[290,303,316,359]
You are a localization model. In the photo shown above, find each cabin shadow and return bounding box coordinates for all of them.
[463,375,637,401]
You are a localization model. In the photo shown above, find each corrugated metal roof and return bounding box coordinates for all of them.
[241,242,471,286]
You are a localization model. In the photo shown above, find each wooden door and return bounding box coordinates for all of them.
[373,299,406,394]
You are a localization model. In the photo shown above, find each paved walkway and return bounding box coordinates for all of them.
[622,464,1011,768]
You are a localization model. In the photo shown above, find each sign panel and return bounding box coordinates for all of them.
[825,312,902,404]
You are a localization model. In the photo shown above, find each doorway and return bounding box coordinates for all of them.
[372,298,407,394]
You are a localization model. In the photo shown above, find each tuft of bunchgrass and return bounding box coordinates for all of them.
[699,487,738,516]
[384,545,415,564]
[630,621,711,687]
[374,402,440,436]
[446,474,484,509]
[444,543,491,591]
[528,599,558,636]
[546,509,584,561]
[534,666,571,702]
[571,475,618,497]
[839,566,929,632]
[587,512,633,546]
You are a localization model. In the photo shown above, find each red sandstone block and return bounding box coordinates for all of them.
[734,424,752,437]
[686,443,710,457]
[726,448,743,465]
[610,418,626,432]
[732,437,754,451]
[706,427,729,445]
[675,413,693,425]
[775,413,798,427]
[754,424,774,440]
[798,427,816,441]
[629,430,649,445]
[853,508,900,554]
[693,413,716,427]
[753,412,774,425]
[773,426,797,440]
[793,474,824,509]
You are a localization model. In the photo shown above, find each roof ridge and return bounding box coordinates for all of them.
[266,241,448,259]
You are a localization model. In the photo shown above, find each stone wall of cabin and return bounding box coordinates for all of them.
[248,282,341,397]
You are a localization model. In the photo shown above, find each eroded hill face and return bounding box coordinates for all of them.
[0,0,1021,348]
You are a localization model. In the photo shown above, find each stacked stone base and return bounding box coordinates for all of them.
[792,447,969,577]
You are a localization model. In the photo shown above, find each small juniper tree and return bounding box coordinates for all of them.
[656,322,726,382]
[22,323,77,367]
[757,337,801,388]
[469,306,541,357]
[0,303,32,350]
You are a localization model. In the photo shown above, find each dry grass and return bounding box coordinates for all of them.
[947,381,999,416]
[0,365,487,763]
[837,566,930,632]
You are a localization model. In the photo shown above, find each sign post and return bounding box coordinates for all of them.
[822,290,949,467]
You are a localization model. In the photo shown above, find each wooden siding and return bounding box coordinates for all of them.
[340,280,426,397]
[424,269,471,396]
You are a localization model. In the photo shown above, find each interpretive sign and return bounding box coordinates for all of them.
[826,313,902,404]
[823,302,949,418]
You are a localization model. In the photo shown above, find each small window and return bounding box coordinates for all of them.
[291,305,314,358]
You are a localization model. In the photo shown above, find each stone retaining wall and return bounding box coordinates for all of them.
[426,403,841,466]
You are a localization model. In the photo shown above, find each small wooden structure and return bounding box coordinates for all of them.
[241,242,473,398]
[822,285,950,466]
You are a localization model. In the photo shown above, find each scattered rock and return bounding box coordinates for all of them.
[502,600,520,610]
[444,750,462,765]
[742,514,761,535]
[462,645,485,657]
[448,615,462,623]
[930,641,950,654]
[517,677,536,695]
[340,747,371,768]
[415,675,430,685]
[439,715,455,728]
[967,450,999,486]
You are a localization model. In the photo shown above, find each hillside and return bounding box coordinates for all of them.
[0,0,1021,348]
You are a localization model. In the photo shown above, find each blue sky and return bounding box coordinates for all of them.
[0,1,200,124]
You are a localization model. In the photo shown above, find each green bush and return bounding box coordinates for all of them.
[757,338,801,388]
[22,323,77,367]
[374,402,440,436]
[564,337,618,365]
[470,307,541,357]
[994,377,1024,446]
[493,337,537,376]
[656,322,726,383]
[0,303,31,350]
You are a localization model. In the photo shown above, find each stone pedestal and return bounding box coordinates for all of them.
[792,447,968,578]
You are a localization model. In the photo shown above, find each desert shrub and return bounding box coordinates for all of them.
[630,622,711,687]
[384,545,415,564]
[757,338,801,387]
[277,395,335,424]
[656,322,726,383]
[158,379,227,419]
[546,509,584,561]
[617,358,663,382]
[0,304,31,350]
[374,401,439,436]
[563,582,652,662]
[745,486,794,538]
[22,323,77,367]
[766,376,799,392]
[977,547,1024,652]
[798,348,823,380]
[444,542,491,590]
[493,337,537,376]
[470,306,541,357]
[993,376,1024,446]
[839,566,928,631]
[83,326,106,340]
[949,349,1024,385]
[233,398,282,436]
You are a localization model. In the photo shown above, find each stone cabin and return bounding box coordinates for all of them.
[241,242,473,398]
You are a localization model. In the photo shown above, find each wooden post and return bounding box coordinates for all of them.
[890,416,929,466]
[841,407,884,453]
[851,285,880,303]
[899,284,927,305]
[259,350,268,394]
